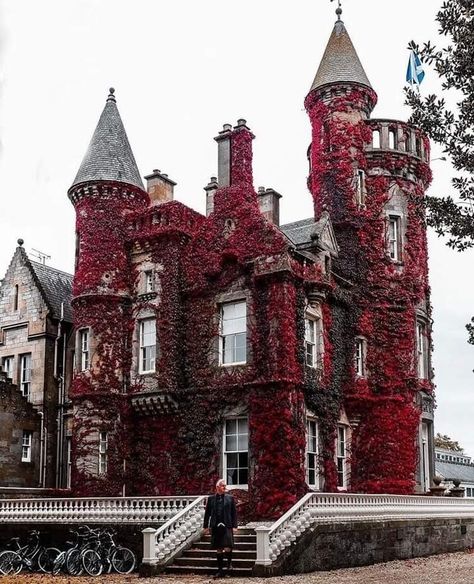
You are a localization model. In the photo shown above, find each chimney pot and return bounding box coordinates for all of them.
[237,118,247,126]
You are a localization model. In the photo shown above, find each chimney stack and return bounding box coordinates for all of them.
[257,186,282,226]
[214,124,232,187]
[145,169,177,205]
[204,176,218,216]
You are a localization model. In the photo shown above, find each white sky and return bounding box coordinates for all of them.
[0,1,473,457]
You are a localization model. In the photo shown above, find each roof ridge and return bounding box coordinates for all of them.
[29,260,73,279]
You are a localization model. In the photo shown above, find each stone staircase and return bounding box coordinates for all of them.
[166,528,257,576]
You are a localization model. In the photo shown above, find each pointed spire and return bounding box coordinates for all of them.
[71,88,145,191]
[309,19,372,93]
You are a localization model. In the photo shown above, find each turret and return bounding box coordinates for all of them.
[68,89,148,495]
[305,9,434,494]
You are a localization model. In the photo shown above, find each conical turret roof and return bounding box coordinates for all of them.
[310,19,372,92]
[71,88,144,190]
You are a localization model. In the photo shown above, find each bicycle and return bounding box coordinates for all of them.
[52,526,100,575]
[0,530,59,575]
[81,528,136,576]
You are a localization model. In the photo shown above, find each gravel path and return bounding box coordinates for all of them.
[5,551,474,584]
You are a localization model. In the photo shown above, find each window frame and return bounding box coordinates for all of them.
[416,320,429,379]
[306,418,320,489]
[144,270,154,294]
[305,313,323,369]
[2,355,14,381]
[336,425,348,489]
[79,329,90,371]
[355,169,366,207]
[139,318,157,374]
[354,337,367,378]
[372,129,381,149]
[98,431,108,475]
[20,353,32,399]
[219,301,247,366]
[223,417,249,489]
[21,430,32,462]
[387,215,402,262]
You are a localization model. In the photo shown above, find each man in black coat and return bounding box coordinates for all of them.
[203,479,238,578]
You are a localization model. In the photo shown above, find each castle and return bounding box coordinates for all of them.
[0,13,435,517]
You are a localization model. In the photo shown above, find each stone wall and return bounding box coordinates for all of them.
[0,376,41,487]
[256,518,474,575]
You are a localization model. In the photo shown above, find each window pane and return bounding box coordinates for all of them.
[238,468,248,485]
[226,434,238,451]
[238,452,248,468]
[237,432,248,451]
[226,453,238,468]
[227,468,238,485]
[226,419,237,435]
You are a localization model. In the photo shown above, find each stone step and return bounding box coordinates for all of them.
[166,565,254,576]
[184,549,256,560]
[200,534,256,543]
[174,556,255,568]
[193,541,256,551]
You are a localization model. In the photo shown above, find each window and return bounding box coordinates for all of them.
[355,169,366,207]
[20,354,31,399]
[416,321,429,379]
[219,301,247,365]
[416,137,422,158]
[305,317,322,368]
[98,431,108,475]
[21,431,32,462]
[389,129,396,149]
[372,129,381,149]
[79,329,90,371]
[224,418,248,487]
[2,356,14,380]
[66,437,72,489]
[144,270,154,293]
[14,284,19,311]
[354,337,366,377]
[139,319,156,373]
[306,419,320,488]
[388,216,402,261]
[337,425,348,488]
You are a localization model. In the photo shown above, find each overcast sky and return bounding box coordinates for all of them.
[0,0,473,457]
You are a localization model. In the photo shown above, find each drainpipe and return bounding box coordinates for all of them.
[54,302,65,488]
[38,411,44,487]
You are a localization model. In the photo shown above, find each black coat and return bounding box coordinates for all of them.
[203,493,237,529]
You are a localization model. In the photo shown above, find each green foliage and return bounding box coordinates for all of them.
[434,432,464,452]
[406,0,474,345]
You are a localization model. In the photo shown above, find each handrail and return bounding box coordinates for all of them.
[0,496,199,524]
[255,492,474,566]
[142,495,206,566]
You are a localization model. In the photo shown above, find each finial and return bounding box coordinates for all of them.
[17,238,24,247]
[107,87,116,102]
[331,0,342,20]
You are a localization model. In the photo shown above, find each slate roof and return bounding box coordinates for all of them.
[71,88,145,191]
[436,461,474,484]
[310,20,372,92]
[29,261,73,323]
[280,218,317,246]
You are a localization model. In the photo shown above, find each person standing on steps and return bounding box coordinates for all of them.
[203,478,238,578]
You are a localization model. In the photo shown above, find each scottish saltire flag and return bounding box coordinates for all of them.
[406,50,425,86]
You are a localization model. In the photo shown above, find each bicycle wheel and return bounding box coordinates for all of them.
[111,546,136,574]
[81,549,103,577]
[38,547,60,573]
[0,550,23,575]
[66,548,83,576]
[52,551,66,575]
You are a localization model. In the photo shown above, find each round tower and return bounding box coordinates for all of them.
[306,11,434,494]
[68,89,149,495]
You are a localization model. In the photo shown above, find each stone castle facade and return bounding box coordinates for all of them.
[0,16,435,514]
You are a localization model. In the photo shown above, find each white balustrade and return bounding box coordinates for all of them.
[0,496,198,524]
[142,495,206,567]
[255,492,474,566]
